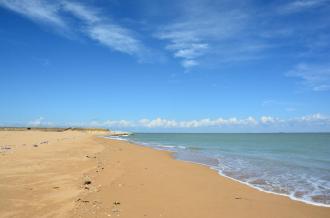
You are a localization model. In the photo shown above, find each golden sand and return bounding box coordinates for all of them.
[0,131,329,218]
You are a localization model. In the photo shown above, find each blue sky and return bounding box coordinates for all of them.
[0,0,330,132]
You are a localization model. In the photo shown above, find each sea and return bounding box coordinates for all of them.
[105,133,330,207]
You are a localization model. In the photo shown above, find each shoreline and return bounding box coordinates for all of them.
[110,136,330,208]
[94,136,330,218]
[1,131,329,217]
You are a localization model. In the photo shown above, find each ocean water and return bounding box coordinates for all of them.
[107,133,330,207]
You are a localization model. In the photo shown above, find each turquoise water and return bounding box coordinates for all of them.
[107,133,330,207]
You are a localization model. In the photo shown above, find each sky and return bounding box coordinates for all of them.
[0,0,330,132]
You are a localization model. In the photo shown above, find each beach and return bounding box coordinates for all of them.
[0,130,329,218]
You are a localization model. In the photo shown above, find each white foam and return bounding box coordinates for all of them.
[103,136,330,207]
[215,169,330,207]
[104,136,128,141]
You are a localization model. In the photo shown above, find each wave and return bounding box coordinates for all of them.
[104,136,128,141]
[104,135,330,207]
[215,169,330,208]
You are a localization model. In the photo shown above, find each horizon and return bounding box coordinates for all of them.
[1,126,330,134]
[1,0,330,132]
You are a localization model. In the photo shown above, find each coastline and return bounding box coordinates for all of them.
[1,131,329,217]
[113,134,330,208]
[170,151,330,208]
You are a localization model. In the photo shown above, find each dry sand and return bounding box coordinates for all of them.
[0,131,329,218]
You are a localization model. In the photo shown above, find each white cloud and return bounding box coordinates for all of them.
[138,117,259,128]
[154,0,290,69]
[3,114,329,131]
[182,59,199,68]
[1,0,329,70]
[61,1,100,23]
[295,113,329,122]
[280,0,327,14]
[154,0,329,69]
[0,0,146,58]
[80,114,330,130]
[260,116,282,125]
[61,1,145,56]
[138,118,178,128]
[287,63,330,91]
[0,0,65,27]
[28,117,44,126]
[173,43,209,59]
[27,117,53,127]
[155,1,250,69]
[85,116,269,129]
[86,24,143,56]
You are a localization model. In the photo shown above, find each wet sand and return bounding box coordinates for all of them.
[0,131,329,217]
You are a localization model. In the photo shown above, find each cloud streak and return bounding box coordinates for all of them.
[0,0,146,58]
[287,63,330,91]
[154,0,330,69]
[155,1,250,69]
[62,1,146,56]
[0,0,65,27]
[279,0,328,14]
[1,0,329,71]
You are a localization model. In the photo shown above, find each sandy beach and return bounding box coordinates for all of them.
[0,130,329,218]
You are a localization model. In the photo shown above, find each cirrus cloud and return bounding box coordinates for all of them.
[0,0,147,58]
[286,63,330,91]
